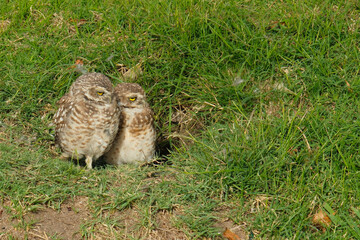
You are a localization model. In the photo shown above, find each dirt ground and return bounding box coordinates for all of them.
[0,196,248,240]
[0,196,90,239]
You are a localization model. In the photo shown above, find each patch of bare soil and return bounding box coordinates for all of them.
[91,207,189,240]
[1,196,248,239]
[0,205,25,239]
[0,196,90,240]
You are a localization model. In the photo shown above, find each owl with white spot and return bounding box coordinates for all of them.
[53,73,120,169]
[104,83,156,165]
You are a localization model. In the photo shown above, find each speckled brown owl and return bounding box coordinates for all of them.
[53,73,120,169]
[104,83,156,165]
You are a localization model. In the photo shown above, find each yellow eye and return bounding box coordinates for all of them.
[97,91,104,96]
[129,97,137,101]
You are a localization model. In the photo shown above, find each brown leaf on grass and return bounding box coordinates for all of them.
[75,59,84,65]
[118,63,143,82]
[312,209,332,232]
[68,59,84,69]
[223,228,242,240]
[67,59,87,74]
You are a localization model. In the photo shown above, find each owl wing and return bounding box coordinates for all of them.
[53,93,74,144]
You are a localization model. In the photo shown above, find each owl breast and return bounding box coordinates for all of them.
[104,107,156,165]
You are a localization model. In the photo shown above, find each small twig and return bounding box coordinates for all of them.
[203,101,224,110]
[297,126,311,153]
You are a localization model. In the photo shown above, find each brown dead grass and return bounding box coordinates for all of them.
[0,20,10,32]
[87,207,190,240]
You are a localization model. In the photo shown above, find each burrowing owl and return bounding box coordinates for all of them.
[104,83,156,165]
[53,73,120,169]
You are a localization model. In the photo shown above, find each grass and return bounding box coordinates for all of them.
[1,0,360,239]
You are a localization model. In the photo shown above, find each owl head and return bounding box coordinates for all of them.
[115,83,148,108]
[71,73,115,105]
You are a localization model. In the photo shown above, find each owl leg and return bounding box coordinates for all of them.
[60,153,69,160]
[85,156,93,169]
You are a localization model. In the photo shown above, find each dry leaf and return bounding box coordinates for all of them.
[75,59,84,65]
[68,59,87,74]
[312,209,332,232]
[122,63,143,82]
[223,228,241,240]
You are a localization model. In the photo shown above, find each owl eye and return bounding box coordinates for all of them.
[129,97,137,101]
[97,91,104,96]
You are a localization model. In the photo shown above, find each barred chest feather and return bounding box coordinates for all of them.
[105,107,156,165]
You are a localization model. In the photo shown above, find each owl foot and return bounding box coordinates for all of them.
[60,153,69,160]
[85,156,93,169]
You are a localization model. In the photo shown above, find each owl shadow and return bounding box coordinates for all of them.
[141,138,173,167]
[68,157,108,169]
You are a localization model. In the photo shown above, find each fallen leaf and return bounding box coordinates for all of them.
[312,209,332,232]
[75,59,84,65]
[223,228,241,240]
[68,59,87,74]
[121,63,143,82]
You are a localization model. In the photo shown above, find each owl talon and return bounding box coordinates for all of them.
[59,153,69,160]
[85,157,93,169]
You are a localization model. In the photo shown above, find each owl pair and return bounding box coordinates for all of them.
[53,73,156,169]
